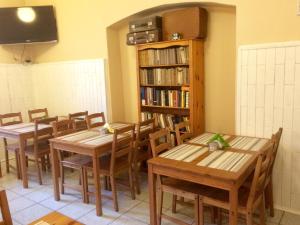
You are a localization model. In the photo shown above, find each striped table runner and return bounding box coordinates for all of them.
[110,123,131,130]
[189,133,231,145]
[0,123,51,133]
[58,130,98,142]
[160,144,208,162]
[1,123,33,130]
[229,136,268,151]
[197,150,252,172]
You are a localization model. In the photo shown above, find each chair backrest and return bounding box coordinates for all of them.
[33,116,58,155]
[269,128,283,174]
[0,112,23,126]
[52,119,76,138]
[149,128,172,157]
[175,120,193,145]
[110,124,135,172]
[136,118,155,149]
[86,112,106,129]
[28,108,48,122]
[0,190,13,225]
[247,141,275,209]
[69,111,88,131]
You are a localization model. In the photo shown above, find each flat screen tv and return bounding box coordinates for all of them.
[0,5,58,44]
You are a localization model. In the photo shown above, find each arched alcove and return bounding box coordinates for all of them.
[106,2,236,134]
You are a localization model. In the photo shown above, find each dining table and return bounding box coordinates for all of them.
[147,132,270,225]
[0,122,52,188]
[49,122,133,216]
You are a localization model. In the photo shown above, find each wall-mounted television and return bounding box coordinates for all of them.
[0,5,58,45]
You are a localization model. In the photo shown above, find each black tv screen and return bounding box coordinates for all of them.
[0,5,58,44]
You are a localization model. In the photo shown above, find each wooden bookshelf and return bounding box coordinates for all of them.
[136,39,205,135]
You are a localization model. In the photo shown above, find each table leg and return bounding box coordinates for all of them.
[229,186,238,225]
[148,164,157,225]
[19,137,28,188]
[93,154,103,216]
[50,143,60,201]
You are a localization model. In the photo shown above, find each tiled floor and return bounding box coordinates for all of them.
[0,161,299,225]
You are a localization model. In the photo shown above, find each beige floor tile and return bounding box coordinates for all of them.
[12,204,51,225]
[266,208,284,224]
[57,200,96,220]
[110,215,148,225]
[8,196,35,214]
[125,201,151,224]
[39,192,78,210]
[24,186,53,202]
[280,212,300,225]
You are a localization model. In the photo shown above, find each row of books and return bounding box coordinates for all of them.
[140,67,189,85]
[141,87,190,108]
[139,47,189,66]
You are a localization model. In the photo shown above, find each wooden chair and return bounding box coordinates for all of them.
[265,128,282,217]
[0,112,23,178]
[52,119,92,203]
[84,124,136,211]
[69,111,88,131]
[134,118,155,194]
[24,116,58,185]
[28,108,48,122]
[0,190,13,225]
[175,120,193,145]
[149,128,204,225]
[198,141,275,225]
[86,112,106,129]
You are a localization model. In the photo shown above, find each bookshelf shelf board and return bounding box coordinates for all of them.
[140,84,190,88]
[139,64,189,68]
[141,105,189,110]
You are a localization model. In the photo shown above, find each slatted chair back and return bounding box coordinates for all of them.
[110,124,135,173]
[0,112,23,126]
[28,108,48,122]
[0,190,13,225]
[136,118,155,151]
[33,116,58,155]
[269,128,282,174]
[149,128,172,157]
[247,141,275,209]
[69,111,88,131]
[52,119,76,138]
[175,121,193,145]
[86,112,106,129]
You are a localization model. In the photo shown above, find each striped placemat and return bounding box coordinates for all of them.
[1,123,33,130]
[13,124,50,133]
[197,150,252,172]
[160,144,208,162]
[189,133,231,145]
[229,136,268,151]
[59,130,99,142]
[110,123,131,130]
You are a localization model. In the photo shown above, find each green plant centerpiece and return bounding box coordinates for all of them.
[207,134,230,151]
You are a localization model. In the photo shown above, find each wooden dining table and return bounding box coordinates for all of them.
[49,122,132,216]
[0,122,52,188]
[147,132,270,225]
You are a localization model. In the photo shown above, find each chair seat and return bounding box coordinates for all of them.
[6,139,34,152]
[24,142,50,156]
[61,154,91,167]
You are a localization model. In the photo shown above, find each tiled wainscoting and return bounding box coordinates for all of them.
[236,41,300,213]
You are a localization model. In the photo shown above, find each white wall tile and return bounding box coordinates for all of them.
[237,42,300,213]
[276,48,286,64]
[241,50,248,66]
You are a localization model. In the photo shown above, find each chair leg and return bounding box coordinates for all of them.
[46,154,51,170]
[268,178,274,217]
[157,188,163,225]
[194,196,200,225]
[60,165,65,194]
[41,156,46,172]
[128,167,136,200]
[172,194,177,213]
[15,152,21,179]
[246,212,253,225]
[5,149,9,173]
[199,196,204,225]
[83,168,89,204]
[25,156,29,168]
[260,196,266,225]
[80,168,86,203]
[36,158,43,185]
[110,175,119,212]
